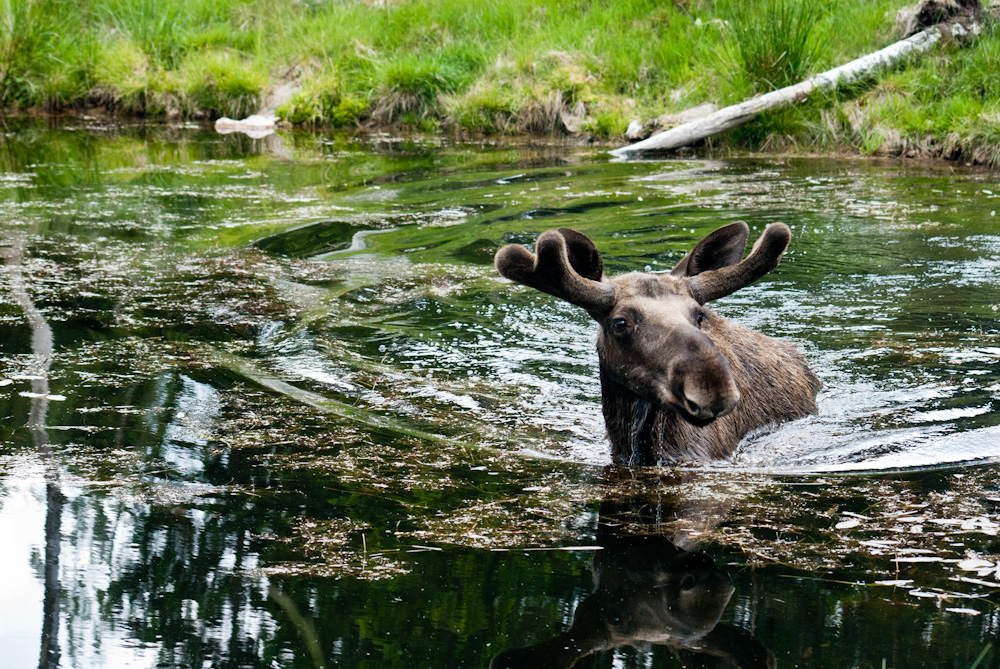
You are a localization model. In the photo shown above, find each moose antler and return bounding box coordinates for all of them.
[688,223,791,304]
[495,229,615,314]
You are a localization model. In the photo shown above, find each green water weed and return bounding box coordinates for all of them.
[970,643,993,669]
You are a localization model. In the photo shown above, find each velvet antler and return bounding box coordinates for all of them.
[687,223,791,304]
[495,229,615,315]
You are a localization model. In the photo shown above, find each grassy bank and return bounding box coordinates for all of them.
[2,0,999,164]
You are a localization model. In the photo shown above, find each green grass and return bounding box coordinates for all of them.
[179,49,267,119]
[278,71,367,128]
[92,37,150,112]
[2,0,999,164]
[1,0,62,106]
[722,0,826,92]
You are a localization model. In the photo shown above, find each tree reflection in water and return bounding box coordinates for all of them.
[4,231,64,669]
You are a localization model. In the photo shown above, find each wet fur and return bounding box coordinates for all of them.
[601,312,819,463]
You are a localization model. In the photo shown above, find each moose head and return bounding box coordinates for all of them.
[497,222,789,414]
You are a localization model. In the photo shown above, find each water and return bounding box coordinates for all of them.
[1,121,999,668]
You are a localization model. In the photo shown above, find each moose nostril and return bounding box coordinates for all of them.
[680,392,712,420]
[671,379,714,420]
[710,396,738,418]
[704,389,739,419]
[683,390,739,420]
[686,397,713,420]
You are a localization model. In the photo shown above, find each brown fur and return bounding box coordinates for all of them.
[496,223,820,464]
[601,313,818,462]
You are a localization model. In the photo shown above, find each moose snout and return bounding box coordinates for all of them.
[667,353,740,422]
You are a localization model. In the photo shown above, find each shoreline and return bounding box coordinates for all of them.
[4,1,999,166]
[4,109,999,171]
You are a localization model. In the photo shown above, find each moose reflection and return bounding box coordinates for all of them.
[493,488,773,669]
[495,223,819,464]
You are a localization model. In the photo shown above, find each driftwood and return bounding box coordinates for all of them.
[611,21,975,157]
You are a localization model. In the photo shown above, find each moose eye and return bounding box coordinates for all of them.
[610,317,632,337]
[696,311,707,327]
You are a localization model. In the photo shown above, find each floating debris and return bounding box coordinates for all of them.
[214,114,279,138]
[18,391,66,401]
[836,518,862,530]
[945,607,982,616]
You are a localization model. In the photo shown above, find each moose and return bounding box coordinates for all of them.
[495,222,819,464]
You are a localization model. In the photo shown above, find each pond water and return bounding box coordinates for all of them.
[1,121,1000,668]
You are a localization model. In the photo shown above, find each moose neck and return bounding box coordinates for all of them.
[599,365,658,466]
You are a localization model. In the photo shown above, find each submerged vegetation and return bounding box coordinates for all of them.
[1,0,1000,162]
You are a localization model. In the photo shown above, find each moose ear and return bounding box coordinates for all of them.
[671,222,750,278]
[556,228,604,281]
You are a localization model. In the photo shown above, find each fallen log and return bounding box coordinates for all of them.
[610,21,975,157]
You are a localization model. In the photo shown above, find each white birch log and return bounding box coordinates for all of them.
[610,22,972,157]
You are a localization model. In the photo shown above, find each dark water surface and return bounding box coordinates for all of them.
[2,121,1000,668]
